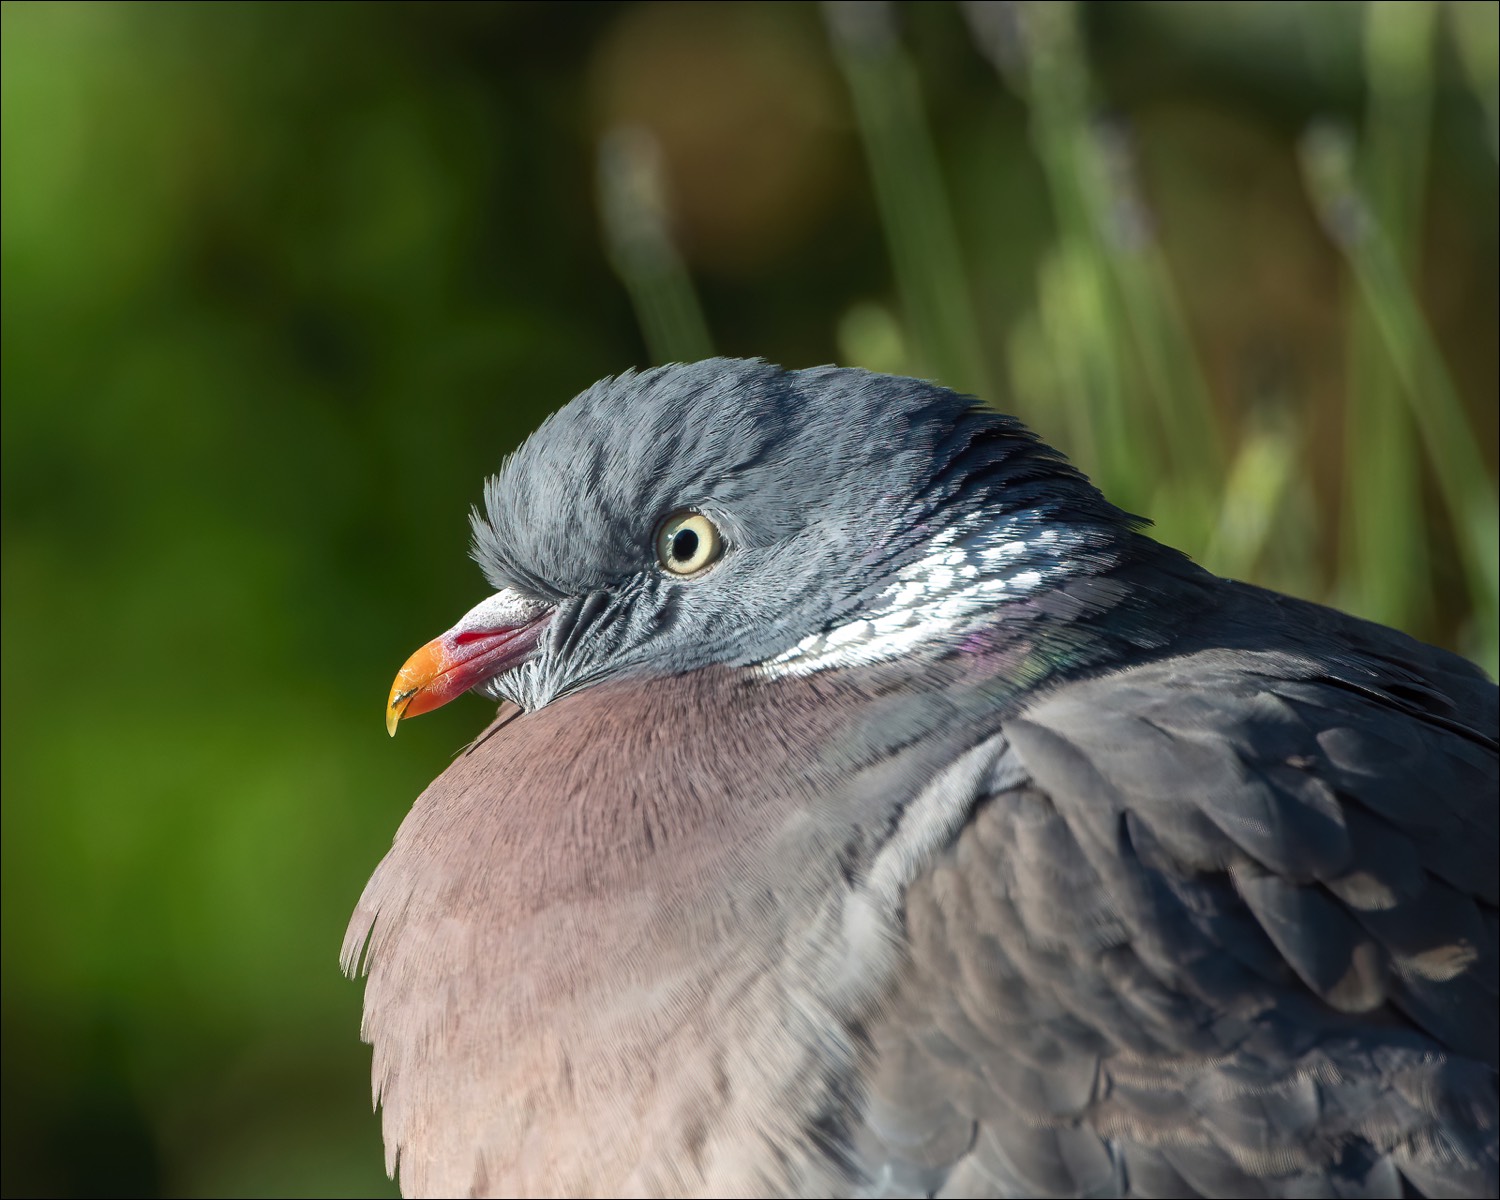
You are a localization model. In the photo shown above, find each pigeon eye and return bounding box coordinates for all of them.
[655,511,723,576]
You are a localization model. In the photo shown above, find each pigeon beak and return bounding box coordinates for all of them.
[386,590,551,736]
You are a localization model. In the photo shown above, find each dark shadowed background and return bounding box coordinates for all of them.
[2,2,1496,1196]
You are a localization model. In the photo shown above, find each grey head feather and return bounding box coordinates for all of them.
[469,358,1146,710]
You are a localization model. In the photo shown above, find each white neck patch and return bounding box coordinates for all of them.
[757,513,1089,678]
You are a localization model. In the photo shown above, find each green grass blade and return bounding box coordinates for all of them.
[824,2,991,398]
[1303,122,1500,671]
[1337,0,1438,634]
[597,126,715,365]
[969,2,1221,550]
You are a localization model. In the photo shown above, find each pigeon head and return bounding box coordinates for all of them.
[386,357,1132,729]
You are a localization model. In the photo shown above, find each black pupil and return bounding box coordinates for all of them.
[671,527,699,562]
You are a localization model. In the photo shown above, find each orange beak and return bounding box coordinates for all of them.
[385,591,550,736]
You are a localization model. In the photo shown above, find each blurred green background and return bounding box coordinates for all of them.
[2,2,1496,1196]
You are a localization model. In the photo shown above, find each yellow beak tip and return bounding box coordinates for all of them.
[385,686,416,738]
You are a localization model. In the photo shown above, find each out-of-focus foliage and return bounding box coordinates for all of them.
[2,2,1494,1196]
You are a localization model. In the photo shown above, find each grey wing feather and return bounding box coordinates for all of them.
[853,639,1498,1198]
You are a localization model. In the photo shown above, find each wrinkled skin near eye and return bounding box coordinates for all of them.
[655,511,723,577]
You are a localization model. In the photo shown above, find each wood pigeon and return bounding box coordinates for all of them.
[344,359,1498,1198]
